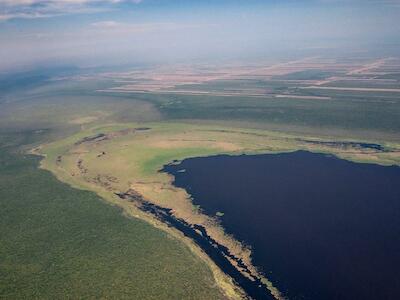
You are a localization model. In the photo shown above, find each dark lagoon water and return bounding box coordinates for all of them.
[163,151,400,300]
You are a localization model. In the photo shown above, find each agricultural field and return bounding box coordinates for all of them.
[61,57,400,141]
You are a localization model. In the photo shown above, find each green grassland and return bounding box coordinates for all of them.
[116,87,400,140]
[0,132,227,299]
[2,68,400,141]
[0,73,241,299]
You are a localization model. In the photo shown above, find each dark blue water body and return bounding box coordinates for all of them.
[163,151,400,300]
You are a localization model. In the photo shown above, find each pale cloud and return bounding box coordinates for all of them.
[0,0,142,21]
[91,20,121,28]
[0,0,142,5]
[89,20,212,35]
[320,0,400,4]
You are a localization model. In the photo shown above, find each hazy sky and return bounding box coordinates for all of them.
[1,0,400,71]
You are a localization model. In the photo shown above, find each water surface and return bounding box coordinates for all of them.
[163,151,400,300]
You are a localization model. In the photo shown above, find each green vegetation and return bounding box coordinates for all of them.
[38,120,400,299]
[2,66,399,141]
[1,60,400,300]
[124,91,400,140]
[0,132,224,299]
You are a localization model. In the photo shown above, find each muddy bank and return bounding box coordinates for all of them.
[296,138,386,151]
[74,127,151,146]
[115,190,274,300]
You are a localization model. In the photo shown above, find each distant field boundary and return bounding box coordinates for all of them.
[302,86,400,93]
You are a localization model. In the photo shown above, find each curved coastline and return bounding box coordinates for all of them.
[115,190,275,300]
[35,150,249,300]
[164,151,400,300]
[36,122,400,300]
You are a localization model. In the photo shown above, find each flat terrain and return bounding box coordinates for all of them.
[38,121,400,298]
[166,151,400,300]
[1,56,400,299]
[90,57,400,140]
[0,132,227,299]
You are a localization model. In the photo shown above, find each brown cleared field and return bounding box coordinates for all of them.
[83,57,400,102]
